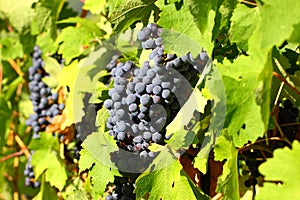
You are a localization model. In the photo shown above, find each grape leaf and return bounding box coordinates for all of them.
[135,149,209,200]
[83,0,106,14]
[33,176,57,200]
[166,89,207,151]
[0,0,35,32]
[30,5,55,37]
[157,0,214,56]
[0,33,24,60]
[110,0,158,33]
[256,141,300,199]
[36,32,57,54]
[55,18,104,63]
[66,190,89,200]
[42,55,62,88]
[29,133,67,191]
[79,131,121,196]
[57,60,84,129]
[229,4,259,51]
[216,56,269,147]
[259,0,300,49]
[214,135,239,200]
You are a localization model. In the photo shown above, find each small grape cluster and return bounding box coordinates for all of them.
[105,176,136,200]
[26,46,65,136]
[243,151,263,188]
[24,153,41,189]
[278,99,299,142]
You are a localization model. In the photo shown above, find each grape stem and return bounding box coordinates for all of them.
[0,151,23,163]
[13,157,19,200]
[273,71,300,96]
[7,58,24,77]
[238,137,290,153]
[14,134,31,159]
[280,122,300,127]
[240,0,257,6]
[271,115,292,146]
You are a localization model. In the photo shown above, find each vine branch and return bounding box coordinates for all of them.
[240,0,257,6]
[0,151,23,163]
[7,58,24,77]
[273,71,300,96]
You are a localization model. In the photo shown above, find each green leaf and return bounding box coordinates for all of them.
[33,178,58,200]
[259,0,300,49]
[30,5,55,37]
[229,4,259,51]
[110,0,158,33]
[83,0,106,14]
[135,150,209,200]
[36,32,58,54]
[216,56,269,147]
[79,131,121,196]
[42,55,62,88]
[166,89,207,152]
[214,135,239,200]
[96,107,109,131]
[66,190,89,200]
[0,0,35,32]
[55,18,104,63]
[256,141,300,199]
[29,133,67,191]
[157,0,214,55]
[0,34,24,60]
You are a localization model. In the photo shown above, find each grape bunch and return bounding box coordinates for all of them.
[105,176,136,200]
[278,99,299,142]
[24,153,41,189]
[104,23,209,159]
[104,23,209,199]
[26,46,65,136]
[243,151,263,188]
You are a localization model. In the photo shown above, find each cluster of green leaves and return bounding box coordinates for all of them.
[0,0,300,199]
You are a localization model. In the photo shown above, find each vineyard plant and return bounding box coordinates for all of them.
[1,0,300,199]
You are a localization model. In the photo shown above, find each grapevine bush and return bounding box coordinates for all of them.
[0,0,300,200]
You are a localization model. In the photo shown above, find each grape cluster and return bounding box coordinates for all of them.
[105,176,136,200]
[278,99,299,142]
[26,46,65,136]
[243,151,263,188]
[24,153,41,189]
[104,23,209,199]
[104,23,209,159]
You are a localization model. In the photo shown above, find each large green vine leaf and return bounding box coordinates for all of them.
[79,131,121,197]
[259,0,300,49]
[214,135,239,200]
[55,18,105,63]
[156,0,214,56]
[29,133,67,191]
[256,141,300,199]
[229,4,259,51]
[0,0,35,32]
[135,149,209,200]
[83,0,106,14]
[110,0,158,33]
